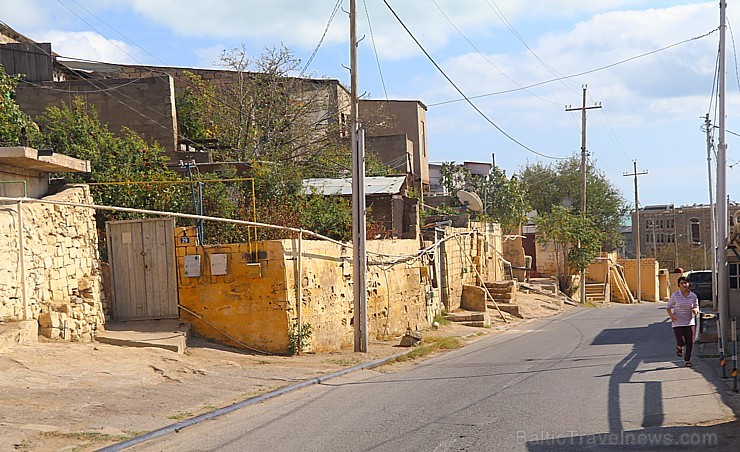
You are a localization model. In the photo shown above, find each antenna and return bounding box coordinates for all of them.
[456,190,483,212]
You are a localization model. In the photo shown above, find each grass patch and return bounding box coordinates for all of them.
[433,312,451,326]
[390,336,462,364]
[256,360,270,365]
[167,411,193,420]
[327,357,361,366]
[40,431,134,447]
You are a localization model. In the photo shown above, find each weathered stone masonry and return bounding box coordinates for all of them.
[0,186,105,341]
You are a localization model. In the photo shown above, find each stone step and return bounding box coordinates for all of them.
[446,312,487,322]
[488,302,522,318]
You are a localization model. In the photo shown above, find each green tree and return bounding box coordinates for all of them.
[0,65,39,146]
[520,155,627,249]
[439,162,528,232]
[535,206,605,295]
[34,98,189,229]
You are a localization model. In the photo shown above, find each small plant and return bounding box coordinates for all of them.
[433,313,451,326]
[288,322,312,355]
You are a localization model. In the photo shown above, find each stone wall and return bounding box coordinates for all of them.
[0,186,104,341]
[438,223,503,312]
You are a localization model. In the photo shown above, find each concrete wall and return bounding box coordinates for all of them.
[0,164,48,198]
[618,258,660,302]
[503,234,527,281]
[0,186,104,340]
[366,134,413,173]
[16,76,179,161]
[284,238,439,351]
[360,100,429,187]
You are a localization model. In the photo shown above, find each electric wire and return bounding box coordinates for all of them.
[428,28,719,107]
[430,0,560,106]
[483,0,579,97]
[362,0,398,133]
[300,0,343,76]
[381,0,564,161]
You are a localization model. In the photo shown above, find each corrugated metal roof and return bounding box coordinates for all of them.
[303,175,407,196]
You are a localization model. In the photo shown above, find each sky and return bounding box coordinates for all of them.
[1,0,738,210]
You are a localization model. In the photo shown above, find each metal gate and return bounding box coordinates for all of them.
[106,218,179,321]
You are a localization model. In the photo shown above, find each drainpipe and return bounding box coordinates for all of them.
[17,200,29,320]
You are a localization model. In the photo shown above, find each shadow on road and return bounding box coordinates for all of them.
[525,318,740,450]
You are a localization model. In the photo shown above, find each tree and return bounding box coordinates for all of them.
[439,162,528,232]
[33,97,189,230]
[535,206,605,295]
[520,155,627,249]
[174,45,391,241]
[0,65,39,146]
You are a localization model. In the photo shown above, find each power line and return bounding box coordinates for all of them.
[300,0,343,76]
[428,28,718,107]
[382,0,564,160]
[431,0,560,106]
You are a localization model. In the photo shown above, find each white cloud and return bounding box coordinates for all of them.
[32,31,141,64]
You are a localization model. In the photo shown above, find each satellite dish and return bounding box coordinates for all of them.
[456,190,483,212]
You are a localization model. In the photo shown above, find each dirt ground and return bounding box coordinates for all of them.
[0,291,570,451]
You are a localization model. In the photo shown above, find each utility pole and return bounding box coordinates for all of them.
[566,85,601,304]
[350,0,368,352]
[624,161,648,302]
[704,114,719,311]
[718,0,730,347]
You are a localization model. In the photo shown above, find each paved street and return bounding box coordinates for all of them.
[131,303,740,451]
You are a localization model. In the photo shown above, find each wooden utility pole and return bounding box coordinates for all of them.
[624,161,648,302]
[566,85,601,304]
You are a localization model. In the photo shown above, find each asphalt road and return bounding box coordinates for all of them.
[131,304,739,451]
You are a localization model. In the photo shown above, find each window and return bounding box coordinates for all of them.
[646,219,653,229]
[657,233,664,243]
[667,233,675,243]
[667,218,674,229]
[690,218,701,244]
[646,233,653,243]
[731,263,740,289]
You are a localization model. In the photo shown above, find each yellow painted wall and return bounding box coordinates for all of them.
[618,258,660,302]
[176,228,290,354]
[176,223,507,354]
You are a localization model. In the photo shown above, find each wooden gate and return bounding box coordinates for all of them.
[106,218,179,321]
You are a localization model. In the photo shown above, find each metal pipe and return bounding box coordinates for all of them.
[0,180,27,197]
[17,200,28,320]
[297,230,303,347]
[733,317,737,392]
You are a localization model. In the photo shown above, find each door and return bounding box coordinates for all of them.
[106,218,179,321]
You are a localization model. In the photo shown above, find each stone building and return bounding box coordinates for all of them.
[630,203,740,270]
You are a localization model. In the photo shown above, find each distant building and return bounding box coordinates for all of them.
[630,203,740,270]
[359,100,429,191]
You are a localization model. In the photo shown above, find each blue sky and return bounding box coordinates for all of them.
[2,0,738,208]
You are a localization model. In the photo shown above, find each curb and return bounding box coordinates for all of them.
[97,349,412,451]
